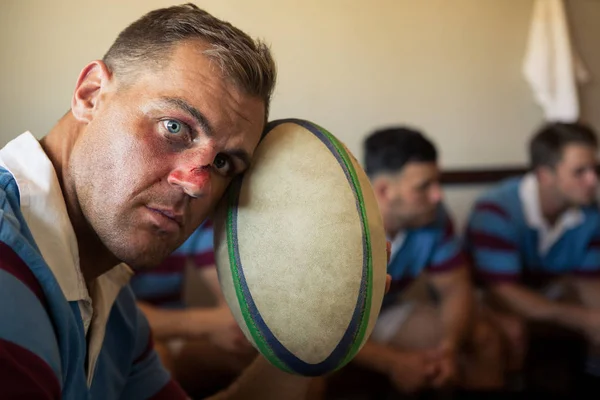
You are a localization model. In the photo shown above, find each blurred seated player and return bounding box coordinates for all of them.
[465,122,600,380]
[130,220,256,396]
[350,127,504,394]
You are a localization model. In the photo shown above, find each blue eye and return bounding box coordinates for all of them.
[163,120,182,134]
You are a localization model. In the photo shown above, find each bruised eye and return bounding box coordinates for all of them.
[163,120,182,134]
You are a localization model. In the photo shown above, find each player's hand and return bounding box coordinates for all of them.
[386,349,439,393]
[430,341,458,388]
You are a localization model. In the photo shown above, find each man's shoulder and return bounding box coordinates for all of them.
[0,166,20,211]
[471,176,522,219]
[0,166,17,189]
[0,167,41,255]
[478,176,521,203]
[0,184,64,396]
[0,168,55,301]
[0,167,62,313]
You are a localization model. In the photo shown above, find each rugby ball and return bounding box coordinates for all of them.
[213,119,387,376]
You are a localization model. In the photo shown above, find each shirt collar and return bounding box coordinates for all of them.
[0,132,132,303]
[388,231,406,263]
[519,172,583,253]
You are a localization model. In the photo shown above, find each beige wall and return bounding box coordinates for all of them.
[568,0,600,129]
[1,0,598,225]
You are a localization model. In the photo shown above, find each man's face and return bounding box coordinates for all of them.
[546,144,598,206]
[69,42,265,268]
[384,162,442,229]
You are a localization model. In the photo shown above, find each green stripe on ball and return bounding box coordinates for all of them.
[313,123,374,371]
[225,189,294,373]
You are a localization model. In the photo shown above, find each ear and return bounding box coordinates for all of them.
[71,60,112,124]
[536,166,555,184]
[372,176,390,200]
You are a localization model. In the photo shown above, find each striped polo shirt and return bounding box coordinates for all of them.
[0,132,187,399]
[465,174,600,287]
[385,204,466,304]
[130,221,215,308]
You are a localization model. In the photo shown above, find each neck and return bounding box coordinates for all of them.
[537,181,569,226]
[39,112,118,284]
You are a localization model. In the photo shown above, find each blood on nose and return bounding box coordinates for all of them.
[188,166,211,189]
[169,165,211,196]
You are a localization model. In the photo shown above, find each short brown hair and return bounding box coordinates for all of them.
[102,3,276,117]
[529,122,598,169]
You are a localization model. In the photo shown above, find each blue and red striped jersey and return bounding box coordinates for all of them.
[0,132,187,399]
[386,204,466,303]
[465,175,600,288]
